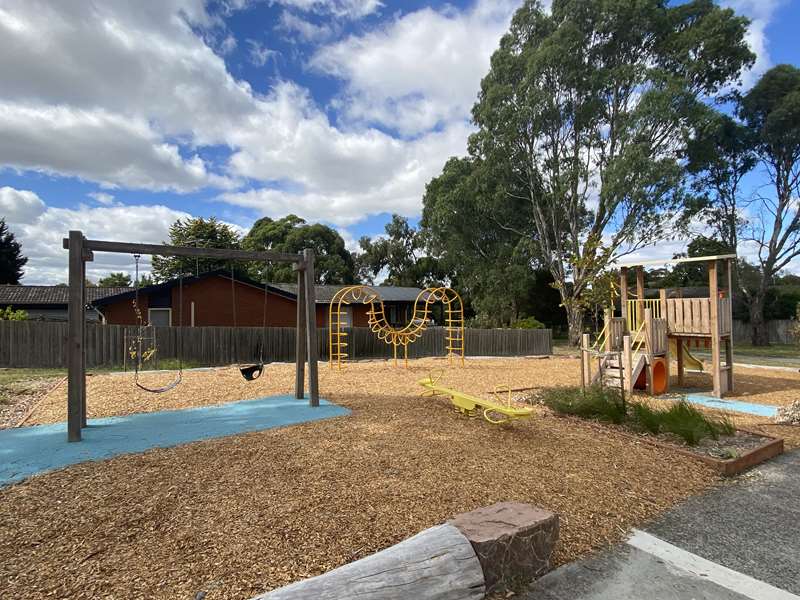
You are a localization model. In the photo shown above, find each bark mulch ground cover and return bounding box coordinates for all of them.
[1,357,722,599]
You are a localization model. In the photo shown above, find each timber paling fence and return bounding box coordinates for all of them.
[0,321,552,369]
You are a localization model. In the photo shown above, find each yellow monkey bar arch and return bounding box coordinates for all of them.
[328,285,465,369]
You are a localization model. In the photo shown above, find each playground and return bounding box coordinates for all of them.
[1,353,798,598]
[1,237,798,599]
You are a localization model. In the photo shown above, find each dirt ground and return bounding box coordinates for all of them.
[1,356,797,599]
[0,357,710,599]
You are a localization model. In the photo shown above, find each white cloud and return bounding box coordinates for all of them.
[0,186,46,224]
[275,0,382,20]
[11,194,190,284]
[0,103,229,192]
[220,33,238,54]
[278,11,334,42]
[88,192,116,206]
[310,0,518,135]
[247,39,279,67]
[723,0,785,89]
[223,87,472,224]
[0,0,508,230]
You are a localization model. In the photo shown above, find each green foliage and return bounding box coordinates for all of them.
[539,386,627,424]
[542,387,734,445]
[657,401,735,445]
[736,65,800,344]
[0,218,27,285]
[511,316,545,329]
[464,0,752,343]
[242,215,356,284]
[0,306,27,321]
[358,215,443,287]
[630,402,663,435]
[97,272,132,287]
[421,157,546,327]
[151,217,241,282]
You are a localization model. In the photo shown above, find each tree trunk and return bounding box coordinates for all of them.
[566,304,584,346]
[749,291,769,346]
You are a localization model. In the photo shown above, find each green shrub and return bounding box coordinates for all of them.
[0,306,27,321]
[511,316,545,329]
[630,402,662,434]
[653,401,735,445]
[540,385,626,424]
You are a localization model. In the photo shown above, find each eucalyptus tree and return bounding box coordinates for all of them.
[469,0,753,343]
[738,65,800,345]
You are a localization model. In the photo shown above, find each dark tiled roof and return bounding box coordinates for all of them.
[271,283,423,303]
[0,285,132,306]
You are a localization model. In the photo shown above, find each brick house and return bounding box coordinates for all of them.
[90,271,423,327]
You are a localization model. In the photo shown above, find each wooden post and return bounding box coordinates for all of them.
[658,289,667,322]
[676,338,684,387]
[709,260,722,397]
[644,307,654,395]
[294,263,306,400]
[604,308,612,352]
[581,333,590,389]
[636,267,645,329]
[620,267,629,331]
[303,249,320,407]
[67,231,85,442]
[623,334,632,395]
[80,255,87,427]
[726,258,735,393]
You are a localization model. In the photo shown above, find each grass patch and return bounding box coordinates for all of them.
[542,386,735,445]
[540,386,626,424]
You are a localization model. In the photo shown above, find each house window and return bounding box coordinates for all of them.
[148,308,172,327]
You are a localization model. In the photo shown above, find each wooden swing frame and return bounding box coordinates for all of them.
[63,231,320,442]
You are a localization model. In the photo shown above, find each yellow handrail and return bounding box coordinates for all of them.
[626,298,661,329]
[631,319,647,355]
[590,320,610,352]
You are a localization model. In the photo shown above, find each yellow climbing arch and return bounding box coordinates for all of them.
[328,285,465,370]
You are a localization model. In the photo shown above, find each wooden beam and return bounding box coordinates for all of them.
[726,258,735,393]
[636,267,645,328]
[617,253,737,268]
[294,265,306,400]
[67,231,85,442]
[80,256,87,428]
[303,249,320,407]
[709,260,721,397]
[619,267,629,331]
[64,237,303,264]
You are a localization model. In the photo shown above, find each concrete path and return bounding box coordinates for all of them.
[0,395,349,487]
[527,450,800,599]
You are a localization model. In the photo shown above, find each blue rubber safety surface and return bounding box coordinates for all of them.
[683,394,778,417]
[0,395,349,487]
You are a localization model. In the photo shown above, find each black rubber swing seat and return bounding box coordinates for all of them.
[239,364,264,381]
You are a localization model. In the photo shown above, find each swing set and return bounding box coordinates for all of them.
[63,231,321,442]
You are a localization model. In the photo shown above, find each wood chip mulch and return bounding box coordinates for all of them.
[1,356,776,599]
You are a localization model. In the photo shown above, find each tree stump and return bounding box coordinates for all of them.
[448,501,559,592]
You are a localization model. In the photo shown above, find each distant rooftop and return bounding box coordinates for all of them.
[0,285,131,306]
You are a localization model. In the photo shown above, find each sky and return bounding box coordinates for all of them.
[0,0,798,284]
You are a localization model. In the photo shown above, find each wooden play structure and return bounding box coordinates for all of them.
[418,373,533,424]
[63,231,321,442]
[581,255,736,398]
[329,285,465,369]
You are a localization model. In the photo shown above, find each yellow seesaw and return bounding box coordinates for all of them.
[418,372,534,425]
